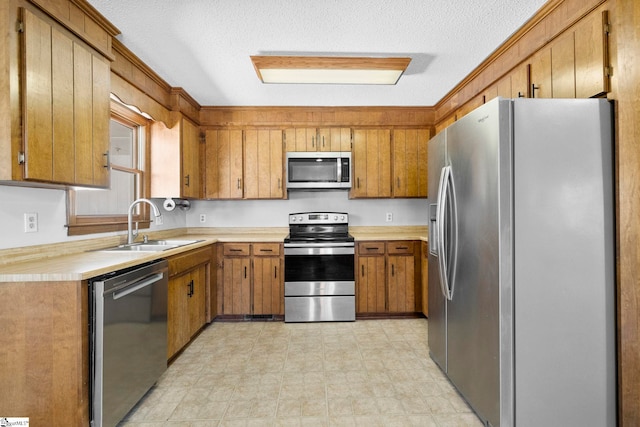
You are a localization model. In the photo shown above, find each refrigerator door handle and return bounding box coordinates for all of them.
[437,165,458,301]
[436,166,450,300]
[445,167,458,300]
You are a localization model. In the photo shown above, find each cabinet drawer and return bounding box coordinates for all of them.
[223,243,251,256]
[252,243,281,256]
[358,241,385,255]
[168,245,213,277]
[387,241,415,255]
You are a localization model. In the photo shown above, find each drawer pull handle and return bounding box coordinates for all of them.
[260,248,273,252]
[230,249,243,252]
[396,246,408,250]
[366,247,380,251]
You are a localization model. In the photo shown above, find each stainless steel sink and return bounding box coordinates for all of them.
[98,239,202,253]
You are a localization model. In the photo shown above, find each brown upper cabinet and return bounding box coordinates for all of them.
[13,8,110,188]
[204,129,244,199]
[392,129,429,198]
[244,129,285,199]
[351,129,392,198]
[574,9,610,98]
[351,128,428,199]
[285,127,351,152]
[205,129,285,200]
[150,114,202,199]
[529,47,553,99]
[436,6,611,130]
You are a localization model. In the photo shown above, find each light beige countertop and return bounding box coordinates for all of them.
[0,226,426,282]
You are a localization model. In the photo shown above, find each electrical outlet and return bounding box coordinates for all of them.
[156,215,163,226]
[386,212,393,222]
[24,212,38,233]
[199,214,206,223]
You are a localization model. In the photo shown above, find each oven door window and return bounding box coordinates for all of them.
[288,158,338,182]
[285,254,354,282]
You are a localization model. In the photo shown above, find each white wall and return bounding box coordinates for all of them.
[0,185,186,250]
[0,185,428,250]
[186,190,429,228]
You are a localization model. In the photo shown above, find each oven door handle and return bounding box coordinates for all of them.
[284,247,354,256]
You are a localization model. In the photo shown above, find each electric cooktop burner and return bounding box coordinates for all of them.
[285,212,353,244]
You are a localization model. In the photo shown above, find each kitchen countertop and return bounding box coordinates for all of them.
[0,226,427,282]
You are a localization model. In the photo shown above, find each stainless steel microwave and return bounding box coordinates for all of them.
[286,152,352,190]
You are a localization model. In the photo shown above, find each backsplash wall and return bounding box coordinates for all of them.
[0,185,428,250]
[185,191,429,228]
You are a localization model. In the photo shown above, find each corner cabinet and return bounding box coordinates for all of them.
[151,114,202,199]
[8,8,111,187]
[167,245,212,359]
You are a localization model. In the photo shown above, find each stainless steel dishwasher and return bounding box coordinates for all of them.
[89,259,169,427]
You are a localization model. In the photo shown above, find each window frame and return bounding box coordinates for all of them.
[66,100,151,236]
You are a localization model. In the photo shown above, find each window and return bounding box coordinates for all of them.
[67,100,151,235]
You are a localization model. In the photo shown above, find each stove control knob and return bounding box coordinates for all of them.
[340,215,346,221]
[291,217,296,222]
[333,215,338,220]
[298,216,303,222]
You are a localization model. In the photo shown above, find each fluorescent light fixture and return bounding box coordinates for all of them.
[250,55,411,85]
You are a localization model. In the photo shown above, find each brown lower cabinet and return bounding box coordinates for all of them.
[217,242,283,316]
[356,240,421,315]
[167,245,213,359]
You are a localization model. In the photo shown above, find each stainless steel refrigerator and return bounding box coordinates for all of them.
[428,98,616,427]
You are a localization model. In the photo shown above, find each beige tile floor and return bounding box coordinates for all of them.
[121,318,483,426]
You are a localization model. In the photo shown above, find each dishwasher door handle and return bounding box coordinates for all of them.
[112,272,164,300]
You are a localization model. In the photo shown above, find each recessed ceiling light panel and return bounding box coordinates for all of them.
[251,55,411,85]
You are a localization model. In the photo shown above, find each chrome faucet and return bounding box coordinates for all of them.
[127,198,161,244]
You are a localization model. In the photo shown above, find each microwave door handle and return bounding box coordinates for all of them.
[337,158,342,182]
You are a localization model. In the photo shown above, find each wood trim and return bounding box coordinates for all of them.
[110,39,201,122]
[434,0,608,124]
[110,38,173,110]
[28,0,119,60]
[610,0,640,423]
[200,106,434,128]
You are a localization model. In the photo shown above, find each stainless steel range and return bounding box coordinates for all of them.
[284,212,355,322]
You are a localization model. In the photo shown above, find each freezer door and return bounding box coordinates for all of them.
[444,98,512,427]
[513,98,615,426]
[427,130,447,372]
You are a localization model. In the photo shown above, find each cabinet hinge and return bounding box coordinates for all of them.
[605,66,613,77]
[16,21,24,33]
[603,22,611,35]
[18,151,25,164]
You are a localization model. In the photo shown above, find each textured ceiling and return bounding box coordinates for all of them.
[87,0,547,107]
